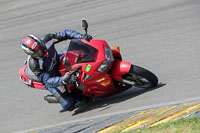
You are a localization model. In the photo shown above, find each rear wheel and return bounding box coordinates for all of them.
[122,65,158,88]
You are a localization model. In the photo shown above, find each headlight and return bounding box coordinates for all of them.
[97,46,113,73]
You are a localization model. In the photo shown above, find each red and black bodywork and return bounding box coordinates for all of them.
[19,39,133,98]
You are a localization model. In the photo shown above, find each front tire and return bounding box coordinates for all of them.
[122,65,158,88]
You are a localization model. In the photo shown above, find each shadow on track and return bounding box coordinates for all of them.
[71,82,166,116]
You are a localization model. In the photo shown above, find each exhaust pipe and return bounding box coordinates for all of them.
[44,95,59,103]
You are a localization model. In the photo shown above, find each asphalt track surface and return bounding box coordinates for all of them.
[0,0,200,132]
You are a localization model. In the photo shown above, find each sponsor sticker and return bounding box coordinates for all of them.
[97,77,105,83]
[85,64,92,72]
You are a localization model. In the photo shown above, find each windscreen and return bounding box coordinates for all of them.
[67,39,97,62]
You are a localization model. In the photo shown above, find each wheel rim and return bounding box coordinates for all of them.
[124,73,152,88]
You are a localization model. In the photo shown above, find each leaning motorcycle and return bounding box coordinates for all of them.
[19,19,158,108]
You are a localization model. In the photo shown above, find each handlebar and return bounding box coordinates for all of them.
[70,66,82,75]
[63,66,82,85]
[69,66,81,80]
[71,66,82,87]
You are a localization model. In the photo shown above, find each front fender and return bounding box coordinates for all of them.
[110,60,131,81]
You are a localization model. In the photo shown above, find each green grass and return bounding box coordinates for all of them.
[123,117,200,133]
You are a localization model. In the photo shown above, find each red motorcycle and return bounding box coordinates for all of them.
[19,19,158,105]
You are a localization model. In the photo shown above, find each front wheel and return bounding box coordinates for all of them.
[122,65,158,88]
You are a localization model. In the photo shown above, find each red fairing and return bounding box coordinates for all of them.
[110,60,132,81]
[58,39,132,98]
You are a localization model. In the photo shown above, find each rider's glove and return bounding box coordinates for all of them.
[50,32,66,43]
[43,33,59,43]
[81,34,93,41]
[68,75,78,84]
[62,72,77,85]
[51,32,59,39]
[48,32,61,40]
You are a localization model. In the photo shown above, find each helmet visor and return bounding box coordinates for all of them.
[31,46,47,58]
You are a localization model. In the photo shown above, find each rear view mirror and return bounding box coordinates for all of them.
[81,18,88,34]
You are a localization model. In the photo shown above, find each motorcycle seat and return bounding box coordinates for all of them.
[25,65,40,82]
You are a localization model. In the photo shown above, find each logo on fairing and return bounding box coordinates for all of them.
[96,78,105,83]
[85,64,92,72]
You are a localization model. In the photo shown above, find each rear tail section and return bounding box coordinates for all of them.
[19,65,45,89]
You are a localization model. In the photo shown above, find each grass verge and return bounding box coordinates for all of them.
[123,116,200,133]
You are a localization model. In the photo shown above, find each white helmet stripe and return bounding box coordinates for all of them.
[29,34,42,44]
[21,45,34,54]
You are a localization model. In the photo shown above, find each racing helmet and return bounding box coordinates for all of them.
[21,35,48,58]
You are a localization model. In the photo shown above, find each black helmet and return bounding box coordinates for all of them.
[21,34,48,58]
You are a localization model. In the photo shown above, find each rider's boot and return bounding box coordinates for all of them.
[49,88,75,112]
[59,94,75,112]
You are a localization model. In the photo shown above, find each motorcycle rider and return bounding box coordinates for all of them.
[20,29,92,111]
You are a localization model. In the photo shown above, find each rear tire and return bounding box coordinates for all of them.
[123,65,158,88]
